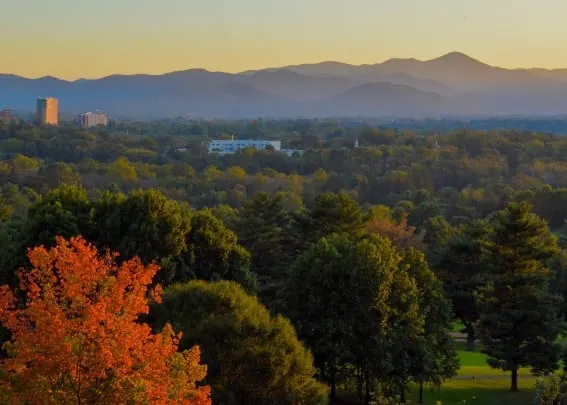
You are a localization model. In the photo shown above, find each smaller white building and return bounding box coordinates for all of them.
[208,139,282,155]
[281,149,306,157]
[76,111,108,128]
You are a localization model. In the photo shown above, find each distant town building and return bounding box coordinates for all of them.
[37,97,58,125]
[281,149,306,157]
[0,109,13,123]
[207,137,305,156]
[75,111,109,128]
[208,139,282,155]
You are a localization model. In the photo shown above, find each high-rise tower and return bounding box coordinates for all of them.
[37,97,58,125]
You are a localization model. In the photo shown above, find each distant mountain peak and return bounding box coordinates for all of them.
[381,52,486,67]
[38,75,63,81]
[430,52,486,65]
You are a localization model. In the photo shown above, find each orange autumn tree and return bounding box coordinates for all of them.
[0,236,211,405]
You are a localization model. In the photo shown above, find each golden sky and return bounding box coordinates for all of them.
[2,0,567,80]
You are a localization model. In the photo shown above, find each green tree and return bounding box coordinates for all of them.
[305,191,367,243]
[38,162,81,189]
[434,220,491,351]
[107,157,138,184]
[92,189,191,283]
[150,280,328,405]
[478,202,562,391]
[0,201,13,223]
[236,192,289,305]
[422,216,458,265]
[401,248,459,404]
[184,209,256,291]
[0,185,93,286]
[283,233,421,402]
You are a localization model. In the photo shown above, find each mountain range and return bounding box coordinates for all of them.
[3,52,567,119]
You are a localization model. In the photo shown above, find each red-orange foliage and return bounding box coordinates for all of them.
[367,212,425,251]
[0,236,211,405]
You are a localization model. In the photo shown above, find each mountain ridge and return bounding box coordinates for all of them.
[3,52,567,119]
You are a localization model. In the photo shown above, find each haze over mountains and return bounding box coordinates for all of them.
[3,52,567,119]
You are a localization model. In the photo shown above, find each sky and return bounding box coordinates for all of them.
[2,0,567,80]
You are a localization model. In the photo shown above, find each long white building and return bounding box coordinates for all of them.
[208,139,282,155]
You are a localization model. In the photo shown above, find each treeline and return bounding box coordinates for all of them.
[4,120,567,234]
[1,185,567,403]
[0,186,458,403]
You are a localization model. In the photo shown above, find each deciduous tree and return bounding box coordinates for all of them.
[151,280,327,405]
[283,233,422,403]
[0,236,210,404]
[93,189,191,283]
[401,248,458,404]
[185,209,256,291]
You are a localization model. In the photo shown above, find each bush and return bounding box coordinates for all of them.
[534,373,567,405]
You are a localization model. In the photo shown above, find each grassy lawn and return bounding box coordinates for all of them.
[406,344,536,405]
[335,342,537,405]
[409,379,535,405]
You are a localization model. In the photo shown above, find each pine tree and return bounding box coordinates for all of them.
[236,192,289,306]
[434,220,491,351]
[478,202,562,392]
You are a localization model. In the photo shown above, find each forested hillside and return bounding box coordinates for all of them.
[2,118,567,404]
[2,119,567,231]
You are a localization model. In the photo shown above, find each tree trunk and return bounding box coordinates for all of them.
[330,369,336,399]
[364,371,372,405]
[510,368,519,392]
[357,366,364,405]
[466,327,475,352]
[419,382,424,404]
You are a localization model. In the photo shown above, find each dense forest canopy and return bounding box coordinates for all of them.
[3,117,567,404]
[3,117,567,233]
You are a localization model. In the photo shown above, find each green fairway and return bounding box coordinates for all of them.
[410,380,535,405]
[407,344,536,405]
[334,341,538,404]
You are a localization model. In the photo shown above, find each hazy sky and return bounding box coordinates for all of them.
[2,0,567,80]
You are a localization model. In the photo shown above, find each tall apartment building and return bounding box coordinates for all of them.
[75,111,109,128]
[37,97,58,125]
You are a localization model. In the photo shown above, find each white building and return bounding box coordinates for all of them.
[208,139,282,155]
[281,149,306,157]
[75,111,108,128]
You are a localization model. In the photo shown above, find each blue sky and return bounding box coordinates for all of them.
[1,0,566,79]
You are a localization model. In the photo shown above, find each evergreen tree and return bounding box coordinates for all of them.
[434,219,491,351]
[306,191,367,243]
[478,202,562,391]
[236,192,289,305]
